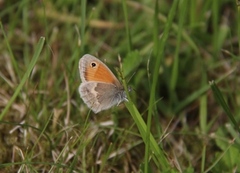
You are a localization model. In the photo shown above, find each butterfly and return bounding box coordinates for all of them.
[79,54,128,113]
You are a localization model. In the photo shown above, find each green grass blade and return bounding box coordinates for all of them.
[237,1,240,53]
[80,0,86,53]
[170,0,187,91]
[147,0,178,169]
[121,69,171,171]
[0,21,20,79]
[0,37,45,120]
[174,68,235,113]
[209,81,240,133]
[144,0,160,171]
[122,0,132,51]
[123,99,170,170]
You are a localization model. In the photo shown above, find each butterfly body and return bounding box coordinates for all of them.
[79,54,127,113]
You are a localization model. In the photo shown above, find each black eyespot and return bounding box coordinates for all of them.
[90,62,97,68]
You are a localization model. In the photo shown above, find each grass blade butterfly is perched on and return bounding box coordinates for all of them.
[79,54,128,113]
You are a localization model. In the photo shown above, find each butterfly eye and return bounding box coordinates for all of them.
[90,62,97,68]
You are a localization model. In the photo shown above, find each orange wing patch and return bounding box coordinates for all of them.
[85,61,117,84]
